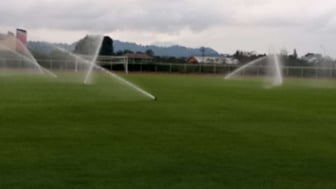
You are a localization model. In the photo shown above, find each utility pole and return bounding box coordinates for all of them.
[200,47,205,63]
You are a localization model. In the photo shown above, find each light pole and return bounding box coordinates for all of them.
[200,47,205,63]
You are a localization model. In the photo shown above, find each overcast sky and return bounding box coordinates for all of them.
[1,0,336,56]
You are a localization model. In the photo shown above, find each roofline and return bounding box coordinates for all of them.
[16,29,27,33]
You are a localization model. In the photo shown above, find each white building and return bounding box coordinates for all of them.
[186,55,238,64]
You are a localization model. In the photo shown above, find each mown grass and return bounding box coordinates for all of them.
[1,73,336,189]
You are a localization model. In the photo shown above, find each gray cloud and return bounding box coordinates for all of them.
[0,0,229,32]
[2,0,336,56]
[1,0,336,33]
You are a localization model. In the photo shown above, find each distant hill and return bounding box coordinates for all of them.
[28,41,76,54]
[28,39,219,58]
[113,40,219,57]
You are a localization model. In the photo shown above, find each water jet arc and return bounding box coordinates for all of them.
[225,54,283,87]
[0,44,57,78]
[55,40,156,100]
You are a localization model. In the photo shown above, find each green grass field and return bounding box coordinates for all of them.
[1,73,336,188]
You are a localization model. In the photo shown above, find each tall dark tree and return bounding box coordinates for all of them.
[74,35,114,56]
[145,49,154,57]
[73,35,97,55]
[99,36,114,56]
[293,49,298,59]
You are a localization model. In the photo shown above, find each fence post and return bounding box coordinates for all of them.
[184,63,187,73]
[330,68,333,78]
[257,66,260,76]
[169,63,172,73]
[49,59,52,70]
[75,57,78,72]
[125,62,128,74]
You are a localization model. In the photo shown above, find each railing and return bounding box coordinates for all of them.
[126,63,336,79]
[1,57,336,79]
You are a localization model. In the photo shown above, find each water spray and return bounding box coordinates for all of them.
[54,41,156,100]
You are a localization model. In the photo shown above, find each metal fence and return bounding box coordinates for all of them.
[126,62,336,79]
[2,57,336,79]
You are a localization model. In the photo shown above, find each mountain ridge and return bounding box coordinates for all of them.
[113,40,219,57]
[28,39,219,58]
